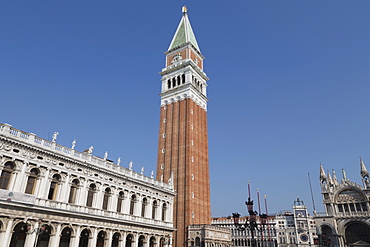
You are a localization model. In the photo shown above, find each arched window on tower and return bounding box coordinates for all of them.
[102,187,111,210]
[167,79,171,89]
[25,168,40,194]
[0,161,15,189]
[182,74,185,84]
[172,78,176,88]
[117,191,124,213]
[68,179,79,203]
[177,75,181,86]
[86,184,96,207]
[48,174,61,200]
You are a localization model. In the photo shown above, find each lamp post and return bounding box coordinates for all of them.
[232,183,269,247]
[27,218,46,247]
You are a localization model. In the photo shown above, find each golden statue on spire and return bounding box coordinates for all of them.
[182,6,187,13]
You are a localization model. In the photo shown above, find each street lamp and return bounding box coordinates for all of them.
[232,183,270,247]
[27,218,46,247]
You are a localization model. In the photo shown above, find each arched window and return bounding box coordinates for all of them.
[0,161,15,189]
[9,222,28,247]
[102,188,111,210]
[149,236,156,247]
[142,198,148,217]
[152,200,158,219]
[117,191,124,213]
[37,224,51,247]
[162,203,167,221]
[79,229,90,247]
[129,195,136,215]
[126,234,133,247]
[182,74,185,84]
[172,78,176,88]
[345,222,370,245]
[167,79,171,89]
[177,76,181,86]
[195,237,200,247]
[86,184,96,207]
[138,235,145,247]
[97,230,106,247]
[48,174,61,200]
[25,168,39,194]
[60,227,72,246]
[68,179,79,203]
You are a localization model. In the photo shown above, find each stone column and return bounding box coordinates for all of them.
[110,189,117,212]
[38,169,50,199]
[70,225,81,247]
[13,161,27,192]
[106,230,113,247]
[1,218,14,247]
[134,234,139,247]
[61,174,70,203]
[120,232,127,247]
[8,169,18,192]
[50,223,62,246]
[24,221,39,247]
[95,183,103,209]
[123,193,130,215]
[89,228,98,247]
[145,235,150,247]
[77,179,87,206]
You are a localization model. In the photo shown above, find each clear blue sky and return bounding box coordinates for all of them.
[2,1,370,216]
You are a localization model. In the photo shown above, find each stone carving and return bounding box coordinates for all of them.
[71,140,76,149]
[52,132,59,142]
[88,146,94,155]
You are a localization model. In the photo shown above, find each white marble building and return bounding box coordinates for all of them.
[0,123,175,247]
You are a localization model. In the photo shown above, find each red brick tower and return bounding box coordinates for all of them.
[156,6,211,247]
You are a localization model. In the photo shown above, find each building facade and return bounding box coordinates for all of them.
[156,7,226,247]
[211,199,317,247]
[212,215,277,247]
[275,198,317,247]
[315,161,370,247]
[0,123,175,247]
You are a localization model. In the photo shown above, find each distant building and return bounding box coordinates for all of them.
[212,215,277,247]
[315,160,370,246]
[212,198,317,247]
[275,198,316,247]
[0,123,175,247]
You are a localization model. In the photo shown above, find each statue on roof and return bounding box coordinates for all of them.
[88,146,94,155]
[71,139,76,150]
[117,157,121,166]
[52,132,59,142]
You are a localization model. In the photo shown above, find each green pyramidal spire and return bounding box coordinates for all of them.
[168,6,200,52]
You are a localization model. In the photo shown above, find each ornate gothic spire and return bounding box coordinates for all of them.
[360,157,369,177]
[320,163,326,180]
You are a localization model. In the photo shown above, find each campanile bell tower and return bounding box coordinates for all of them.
[156,6,211,247]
